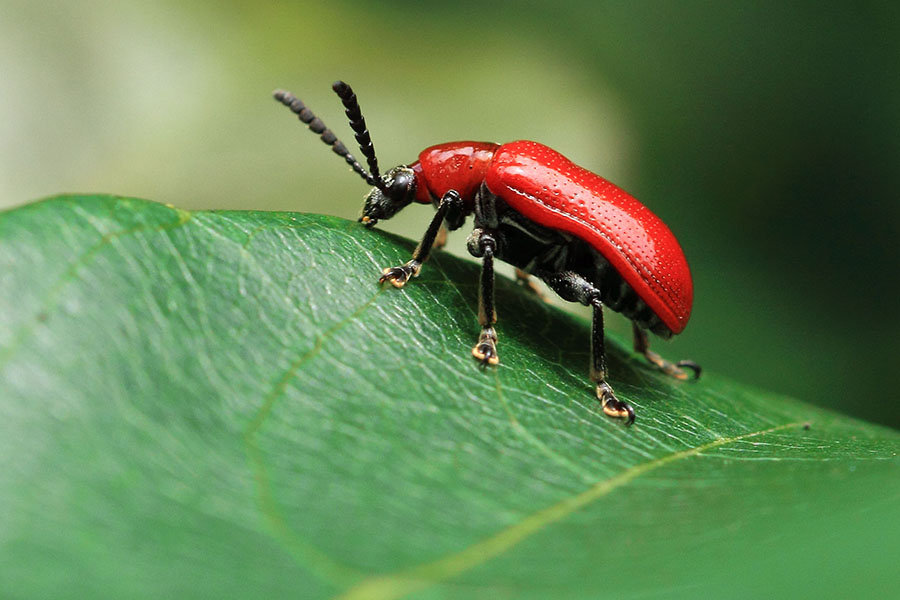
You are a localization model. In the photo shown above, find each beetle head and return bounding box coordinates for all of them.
[274,80,405,228]
[359,166,416,227]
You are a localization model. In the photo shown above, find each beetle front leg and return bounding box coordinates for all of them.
[632,323,701,380]
[379,190,462,288]
[468,229,499,365]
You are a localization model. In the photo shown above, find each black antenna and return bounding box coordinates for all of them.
[332,81,381,183]
[273,88,386,191]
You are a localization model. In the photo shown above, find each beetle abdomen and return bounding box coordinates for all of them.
[485,140,693,334]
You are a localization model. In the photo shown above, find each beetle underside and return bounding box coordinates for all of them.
[481,198,674,338]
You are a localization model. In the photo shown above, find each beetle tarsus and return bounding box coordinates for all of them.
[471,327,499,366]
[379,262,420,288]
[596,381,635,425]
[632,323,701,381]
[643,349,700,380]
[675,360,702,380]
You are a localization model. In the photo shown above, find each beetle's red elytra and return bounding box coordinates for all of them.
[274,82,700,425]
[414,140,693,334]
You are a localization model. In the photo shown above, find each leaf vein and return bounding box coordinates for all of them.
[332,421,806,600]
[242,290,383,587]
[0,202,191,370]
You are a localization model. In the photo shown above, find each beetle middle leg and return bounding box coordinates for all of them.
[632,323,701,380]
[514,268,552,303]
[468,228,499,365]
[379,190,462,288]
[537,270,635,424]
[433,225,449,250]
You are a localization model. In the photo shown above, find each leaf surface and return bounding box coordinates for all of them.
[1,195,897,599]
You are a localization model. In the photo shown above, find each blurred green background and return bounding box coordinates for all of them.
[2,0,898,427]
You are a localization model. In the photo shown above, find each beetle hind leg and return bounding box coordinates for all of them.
[535,269,635,424]
[592,299,635,425]
[632,322,701,380]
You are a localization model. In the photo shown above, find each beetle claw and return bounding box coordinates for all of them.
[472,343,499,366]
[658,359,701,381]
[641,349,701,381]
[472,328,499,366]
[675,360,702,380]
[379,262,420,288]
[596,382,635,425]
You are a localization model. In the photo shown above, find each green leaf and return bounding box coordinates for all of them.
[1,195,897,600]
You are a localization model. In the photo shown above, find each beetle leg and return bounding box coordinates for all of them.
[632,322,701,380]
[591,300,635,425]
[514,268,553,303]
[535,270,635,424]
[379,190,462,288]
[470,230,499,365]
[433,225,449,250]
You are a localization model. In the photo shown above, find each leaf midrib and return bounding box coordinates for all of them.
[329,422,805,600]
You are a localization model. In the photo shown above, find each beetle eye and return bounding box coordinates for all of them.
[390,171,412,196]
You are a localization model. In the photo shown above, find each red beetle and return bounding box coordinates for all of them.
[274,82,700,424]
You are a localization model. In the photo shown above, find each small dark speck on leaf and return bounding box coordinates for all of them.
[803,422,811,430]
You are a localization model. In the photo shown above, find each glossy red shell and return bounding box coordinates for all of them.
[410,140,693,334]
[484,140,692,334]
[411,142,499,205]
